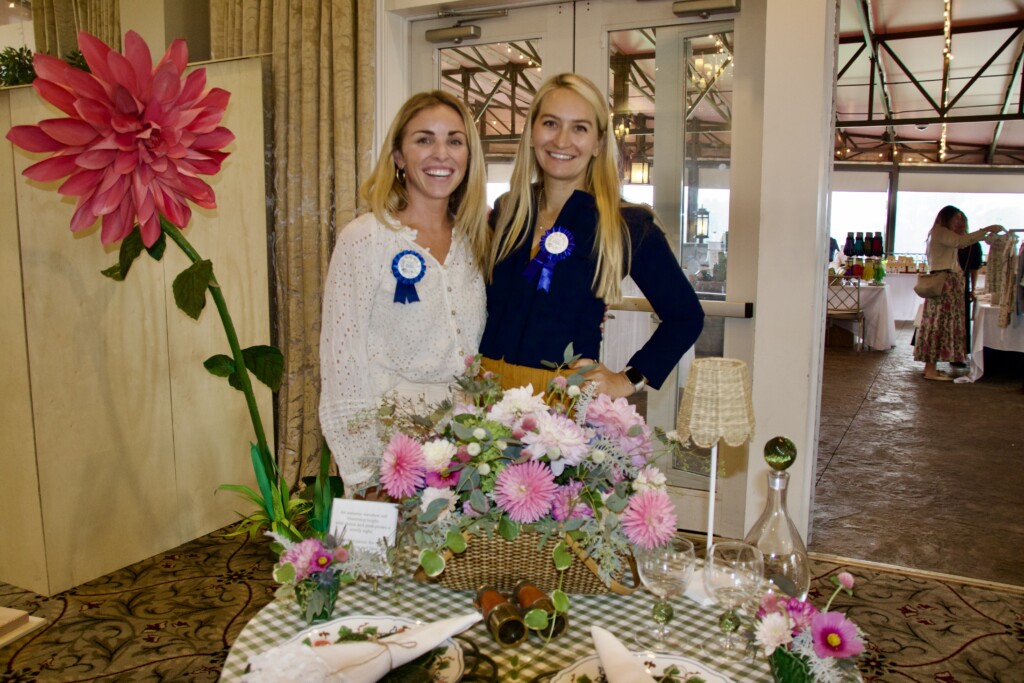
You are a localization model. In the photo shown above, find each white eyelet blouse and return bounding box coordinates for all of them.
[318,212,486,490]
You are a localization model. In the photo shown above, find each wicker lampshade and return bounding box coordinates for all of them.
[676,358,755,448]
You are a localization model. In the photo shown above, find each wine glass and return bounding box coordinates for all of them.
[634,537,697,652]
[701,542,764,661]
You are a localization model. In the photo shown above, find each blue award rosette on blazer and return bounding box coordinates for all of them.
[392,250,426,303]
[523,226,574,292]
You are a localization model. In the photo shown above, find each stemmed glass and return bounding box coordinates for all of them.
[634,537,697,652]
[701,542,764,660]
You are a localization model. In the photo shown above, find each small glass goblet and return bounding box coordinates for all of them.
[701,542,764,661]
[634,537,697,652]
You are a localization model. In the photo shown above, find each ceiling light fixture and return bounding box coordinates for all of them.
[672,0,740,20]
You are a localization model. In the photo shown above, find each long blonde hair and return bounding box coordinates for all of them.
[486,73,628,302]
[360,91,489,267]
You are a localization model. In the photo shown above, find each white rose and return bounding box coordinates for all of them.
[422,438,458,472]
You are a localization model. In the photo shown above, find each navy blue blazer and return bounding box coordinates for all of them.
[480,190,704,389]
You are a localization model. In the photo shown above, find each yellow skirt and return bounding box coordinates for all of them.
[481,356,566,393]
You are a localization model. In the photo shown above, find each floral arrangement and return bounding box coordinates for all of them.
[753,572,866,683]
[5,31,298,539]
[357,350,682,589]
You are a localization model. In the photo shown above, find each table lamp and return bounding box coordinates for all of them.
[675,358,755,550]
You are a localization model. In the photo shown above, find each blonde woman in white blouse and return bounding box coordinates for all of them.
[915,205,1002,381]
[319,92,489,491]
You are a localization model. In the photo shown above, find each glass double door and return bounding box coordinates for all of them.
[408,0,744,539]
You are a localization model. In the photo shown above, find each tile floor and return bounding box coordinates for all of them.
[811,321,1024,587]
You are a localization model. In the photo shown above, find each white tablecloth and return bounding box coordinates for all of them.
[885,273,925,321]
[957,303,1024,382]
[829,282,896,351]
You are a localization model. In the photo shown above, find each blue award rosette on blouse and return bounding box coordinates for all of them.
[392,250,426,303]
[523,226,574,292]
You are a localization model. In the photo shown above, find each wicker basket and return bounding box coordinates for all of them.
[412,531,641,595]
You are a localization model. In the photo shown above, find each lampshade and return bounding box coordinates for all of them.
[695,206,710,240]
[676,358,754,448]
[629,161,650,184]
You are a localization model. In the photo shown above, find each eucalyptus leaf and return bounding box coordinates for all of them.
[445,529,467,554]
[562,342,576,364]
[419,549,446,577]
[523,608,549,630]
[552,541,573,571]
[605,493,628,514]
[420,497,448,524]
[469,489,488,514]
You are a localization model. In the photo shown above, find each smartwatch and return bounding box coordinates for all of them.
[624,366,647,394]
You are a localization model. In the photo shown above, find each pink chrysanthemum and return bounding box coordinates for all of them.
[585,394,652,460]
[280,538,330,582]
[551,481,593,522]
[811,611,864,660]
[5,30,234,247]
[785,597,818,633]
[620,489,677,550]
[493,460,558,523]
[380,432,426,498]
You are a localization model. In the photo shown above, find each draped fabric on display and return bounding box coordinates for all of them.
[32,0,121,57]
[210,0,376,486]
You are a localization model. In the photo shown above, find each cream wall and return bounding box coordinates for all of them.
[0,57,270,595]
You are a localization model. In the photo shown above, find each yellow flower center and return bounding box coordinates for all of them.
[827,633,842,648]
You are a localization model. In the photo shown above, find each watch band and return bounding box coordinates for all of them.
[624,366,646,393]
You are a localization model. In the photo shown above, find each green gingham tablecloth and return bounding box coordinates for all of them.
[220,574,773,682]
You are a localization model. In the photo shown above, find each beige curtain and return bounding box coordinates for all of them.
[33,0,121,56]
[211,0,376,486]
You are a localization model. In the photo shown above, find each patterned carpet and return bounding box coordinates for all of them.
[1,527,1022,682]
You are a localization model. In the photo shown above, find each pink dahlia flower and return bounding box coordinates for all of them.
[620,489,677,550]
[493,460,558,523]
[811,611,864,660]
[521,411,589,466]
[585,394,652,460]
[5,30,234,247]
[380,433,426,499]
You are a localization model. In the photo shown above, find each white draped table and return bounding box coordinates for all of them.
[829,282,897,351]
[884,273,925,321]
[956,303,1024,383]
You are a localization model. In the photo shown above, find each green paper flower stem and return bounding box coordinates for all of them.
[160,217,277,480]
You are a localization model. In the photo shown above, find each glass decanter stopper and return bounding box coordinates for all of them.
[743,436,810,600]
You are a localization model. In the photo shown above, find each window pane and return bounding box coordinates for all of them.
[894,191,1024,258]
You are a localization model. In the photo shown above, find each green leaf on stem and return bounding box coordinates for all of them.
[204,354,236,378]
[552,541,573,571]
[498,517,520,541]
[145,231,166,260]
[249,442,275,519]
[172,259,214,319]
[242,345,284,392]
[118,227,145,279]
[100,263,125,281]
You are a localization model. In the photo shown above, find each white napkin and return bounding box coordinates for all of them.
[591,625,650,682]
[244,612,481,683]
[683,566,715,607]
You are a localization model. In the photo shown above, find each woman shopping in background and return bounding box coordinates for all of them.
[481,73,704,397]
[915,205,1002,381]
[319,91,489,491]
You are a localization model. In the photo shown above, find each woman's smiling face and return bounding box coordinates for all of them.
[393,104,469,207]
[531,87,602,189]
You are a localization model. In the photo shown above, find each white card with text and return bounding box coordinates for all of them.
[329,499,399,554]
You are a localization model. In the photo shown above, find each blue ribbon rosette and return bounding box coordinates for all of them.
[392,250,426,303]
[523,226,574,292]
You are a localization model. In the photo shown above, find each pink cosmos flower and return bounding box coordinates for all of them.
[424,464,461,488]
[810,611,864,659]
[585,394,652,460]
[620,489,677,549]
[380,432,426,499]
[493,460,558,523]
[551,481,593,522]
[837,571,855,590]
[5,31,234,247]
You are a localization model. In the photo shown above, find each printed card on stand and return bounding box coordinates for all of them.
[329,498,399,555]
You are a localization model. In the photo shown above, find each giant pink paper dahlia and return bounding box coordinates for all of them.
[5,30,234,247]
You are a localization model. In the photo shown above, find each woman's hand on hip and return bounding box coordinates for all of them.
[570,358,635,399]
